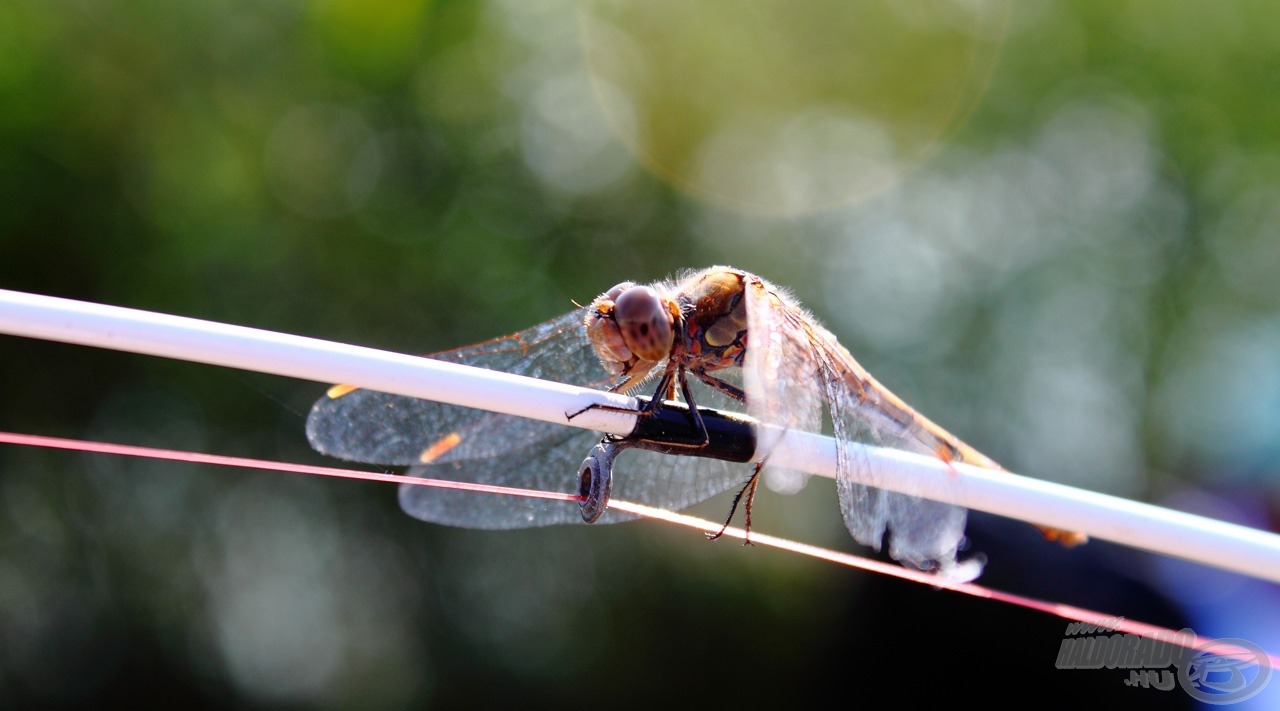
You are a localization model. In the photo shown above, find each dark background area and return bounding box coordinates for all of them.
[1,1,1277,707]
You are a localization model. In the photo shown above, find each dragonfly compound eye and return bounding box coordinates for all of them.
[613,285,673,362]
[578,440,619,523]
[603,281,636,302]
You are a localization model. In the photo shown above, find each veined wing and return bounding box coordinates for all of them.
[740,274,825,494]
[740,272,971,571]
[307,307,753,529]
[396,436,752,529]
[813,328,971,572]
[306,308,599,467]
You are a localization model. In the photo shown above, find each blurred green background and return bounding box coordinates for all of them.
[2,0,1278,707]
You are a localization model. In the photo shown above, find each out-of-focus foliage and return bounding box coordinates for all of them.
[1,0,1277,707]
[580,0,1010,212]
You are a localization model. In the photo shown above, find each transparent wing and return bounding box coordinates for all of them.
[306,308,752,528]
[741,273,969,571]
[396,438,750,529]
[815,332,969,571]
[741,275,825,493]
[306,309,600,467]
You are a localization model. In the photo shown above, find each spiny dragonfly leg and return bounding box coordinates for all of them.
[692,369,763,543]
[564,370,675,421]
[693,370,746,403]
[565,399,645,421]
[627,367,723,451]
[706,459,765,546]
[674,367,709,448]
[641,370,676,414]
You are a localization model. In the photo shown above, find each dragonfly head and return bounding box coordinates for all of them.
[586,282,677,381]
[614,285,675,361]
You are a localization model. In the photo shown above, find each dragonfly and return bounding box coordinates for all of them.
[306,266,1086,572]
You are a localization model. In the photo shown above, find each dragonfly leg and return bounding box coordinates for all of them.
[675,367,710,448]
[741,463,761,546]
[632,366,720,451]
[565,401,636,421]
[600,366,714,452]
[693,370,746,403]
[564,370,674,421]
[706,460,763,546]
[639,370,675,414]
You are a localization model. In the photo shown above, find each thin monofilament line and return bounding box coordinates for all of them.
[611,498,1277,666]
[4,429,1273,666]
[0,432,577,503]
[1,288,1280,585]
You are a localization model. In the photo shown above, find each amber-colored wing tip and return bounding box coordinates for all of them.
[419,432,463,464]
[326,383,360,399]
[1039,526,1089,547]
